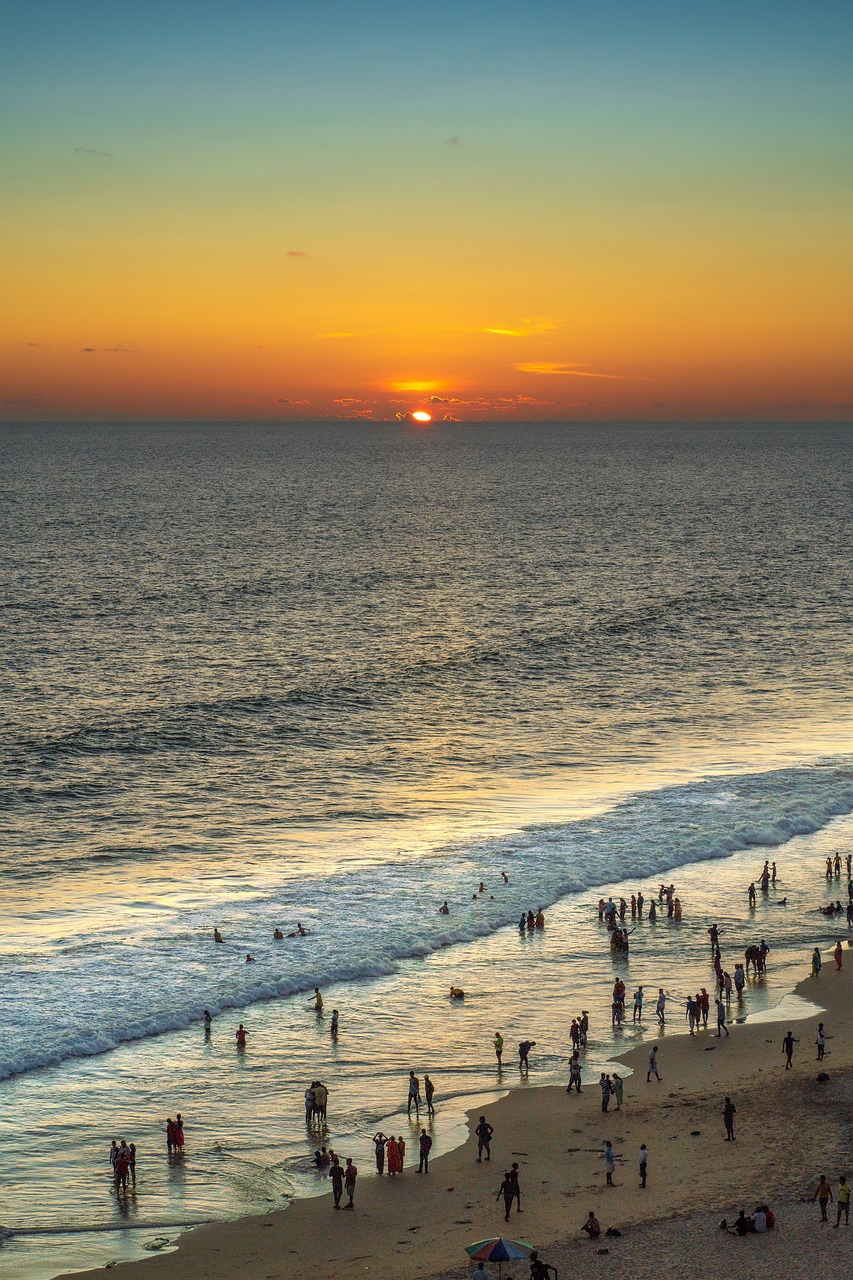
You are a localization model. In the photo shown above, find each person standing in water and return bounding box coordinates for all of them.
[424,1073,436,1117]
[494,1032,504,1065]
[203,1010,212,1035]
[330,1009,339,1035]
[235,1023,247,1047]
[311,987,323,1011]
[407,1071,421,1116]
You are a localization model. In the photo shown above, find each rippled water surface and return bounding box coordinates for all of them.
[1,421,851,1277]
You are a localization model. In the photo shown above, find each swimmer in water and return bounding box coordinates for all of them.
[273,928,284,939]
[245,953,256,963]
[203,1009,212,1034]
[479,882,486,894]
[214,928,224,943]
[235,1023,247,1046]
[330,1009,339,1034]
[439,901,449,914]
[502,871,509,884]
[449,986,465,999]
[288,923,309,937]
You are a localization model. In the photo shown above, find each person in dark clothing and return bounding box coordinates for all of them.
[529,1250,558,1279]
[418,1129,432,1173]
[475,1116,494,1162]
[723,1096,736,1140]
[497,1172,515,1221]
[328,1158,344,1208]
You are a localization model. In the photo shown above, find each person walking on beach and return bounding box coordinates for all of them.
[716,997,729,1036]
[343,1157,357,1208]
[373,1132,387,1174]
[813,1175,833,1222]
[509,1162,522,1212]
[812,946,823,976]
[328,1156,344,1208]
[497,1171,515,1221]
[633,986,644,1021]
[494,1032,504,1065]
[638,1143,648,1187]
[529,1249,558,1279]
[685,993,698,1034]
[835,1176,850,1227]
[816,1023,827,1060]
[407,1070,421,1116]
[476,1116,494,1162]
[612,1072,624,1110]
[603,1140,616,1186]
[782,1030,799,1069]
[723,1096,736,1140]
[418,1129,432,1173]
[424,1073,435,1116]
[656,988,666,1024]
[647,1045,661,1082]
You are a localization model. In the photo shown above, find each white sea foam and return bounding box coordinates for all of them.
[2,759,852,1081]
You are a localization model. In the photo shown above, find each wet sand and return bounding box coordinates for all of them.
[58,944,853,1280]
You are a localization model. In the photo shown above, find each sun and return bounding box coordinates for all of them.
[411,411,432,422]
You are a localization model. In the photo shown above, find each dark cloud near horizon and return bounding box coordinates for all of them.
[81,347,96,352]
[103,345,140,353]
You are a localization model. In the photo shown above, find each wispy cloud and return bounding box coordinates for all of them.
[484,317,560,338]
[445,135,462,146]
[274,397,309,405]
[286,250,309,258]
[74,147,113,159]
[3,395,41,406]
[515,361,634,380]
[103,344,140,353]
[81,347,96,353]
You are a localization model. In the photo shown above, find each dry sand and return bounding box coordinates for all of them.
[60,953,853,1280]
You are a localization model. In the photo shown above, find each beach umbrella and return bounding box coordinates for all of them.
[465,1236,534,1279]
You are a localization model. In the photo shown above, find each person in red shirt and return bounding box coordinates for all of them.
[343,1158,358,1208]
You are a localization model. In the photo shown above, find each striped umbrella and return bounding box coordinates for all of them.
[465,1236,535,1278]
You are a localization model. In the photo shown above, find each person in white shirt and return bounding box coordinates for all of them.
[752,1207,767,1232]
[647,1046,661,1082]
[816,1022,827,1061]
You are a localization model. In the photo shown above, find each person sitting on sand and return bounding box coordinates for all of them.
[580,1210,601,1239]
[734,1209,755,1235]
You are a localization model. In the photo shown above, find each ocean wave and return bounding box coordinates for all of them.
[1,759,852,1081]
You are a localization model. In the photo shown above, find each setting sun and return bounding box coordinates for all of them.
[411,411,432,423]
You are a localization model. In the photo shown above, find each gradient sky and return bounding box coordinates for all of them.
[2,0,851,421]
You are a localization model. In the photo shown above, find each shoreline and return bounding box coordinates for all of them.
[55,943,852,1280]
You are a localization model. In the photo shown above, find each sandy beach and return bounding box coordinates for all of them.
[59,946,853,1280]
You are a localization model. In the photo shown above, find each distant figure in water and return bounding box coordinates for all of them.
[214,928,224,943]
[245,953,256,963]
[439,901,449,914]
[203,1009,212,1035]
[502,871,509,883]
[776,897,787,906]
[748,883,756,907]
[330,1009,339,1035]
[273,928,284,939]
[479,882,486,894]
[288,923,308,937]
[450,986,465,999]
[236,1023,247,1046]
[311,987,324,1011]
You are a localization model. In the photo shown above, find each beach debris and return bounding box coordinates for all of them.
[690,1130,701,1136]
[817,1071,830,1081]
[143,1237,172,1252]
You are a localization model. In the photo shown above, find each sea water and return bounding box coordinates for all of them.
[1,421,851,1278]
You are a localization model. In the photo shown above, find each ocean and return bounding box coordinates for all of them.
[1,420,851,1277]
